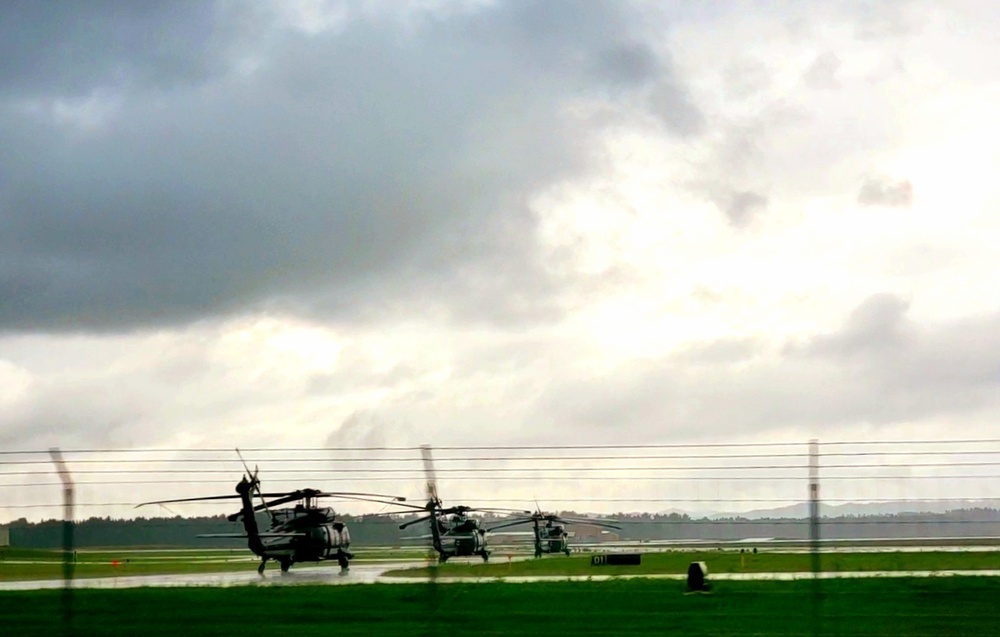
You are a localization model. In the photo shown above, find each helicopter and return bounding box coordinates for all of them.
[137,454,408,574]
[488,508,621,558]
[395,445,529,563]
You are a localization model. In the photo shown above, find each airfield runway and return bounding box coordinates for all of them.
[5,560,1000,591]
[0,560,422,591]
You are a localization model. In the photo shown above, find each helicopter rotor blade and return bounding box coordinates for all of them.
[400,515,433,530]
[250,492,411,512]
[134,489,319,508]
[252,492,305,510]
[552,516,622,530]
[486,518,535,532]
[382,500,434,511]
[135,494,246,508]
[322,491,407,501]
[235,448,271,517]
[355,510,410,518]
[319,494,411,507]
[235,448,254,479]
[454,507,533,515]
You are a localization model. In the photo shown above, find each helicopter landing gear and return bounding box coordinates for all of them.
[564,549,571,556]
[257,558,268,575]
[279,558,292,573]
[337,551,350,572]
[438,554,449,564]
[481,551,490,563]
[535,550,543,559]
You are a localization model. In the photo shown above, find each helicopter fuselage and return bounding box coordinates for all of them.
[234,481,353,573]
[259,512,352,561]
[535,523,570,556]
[432,513,489,562]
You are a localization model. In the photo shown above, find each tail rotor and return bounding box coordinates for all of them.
[236,448,271,520]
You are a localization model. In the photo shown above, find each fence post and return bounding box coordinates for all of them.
[809,439,821,637]
[49,448,75,632]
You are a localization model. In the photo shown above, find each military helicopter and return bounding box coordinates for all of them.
[137,454,407,574]
[395,445,528,563]
[488,508,621,558]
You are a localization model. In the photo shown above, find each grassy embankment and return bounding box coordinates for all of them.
[2,577,998,636]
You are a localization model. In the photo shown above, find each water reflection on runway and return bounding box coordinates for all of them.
[0,561,423,591]
[5,563,1000,591]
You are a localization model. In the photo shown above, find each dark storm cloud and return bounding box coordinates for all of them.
[593,42,662,88]
[534,294,1000,440]
[0,1,226,97]
[0,1,701,333]
[858,175,914,207]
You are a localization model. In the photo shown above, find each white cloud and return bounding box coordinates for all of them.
[3,1,1000,522]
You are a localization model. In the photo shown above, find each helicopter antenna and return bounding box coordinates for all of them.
[236,448,271,519]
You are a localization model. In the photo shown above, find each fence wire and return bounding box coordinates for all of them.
[1,439,999,636]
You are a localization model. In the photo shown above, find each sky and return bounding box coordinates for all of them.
[2,0,1000,523]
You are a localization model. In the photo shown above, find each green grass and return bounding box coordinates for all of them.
[1,577,998,636]
[384,549,1000,578]
[7,547,1000,583]
[0,546,431,581]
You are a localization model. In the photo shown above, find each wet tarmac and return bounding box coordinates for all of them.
[5,563,1000,591]
[0,561,423,591]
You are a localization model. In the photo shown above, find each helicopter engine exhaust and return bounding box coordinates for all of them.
[320,523,351,559]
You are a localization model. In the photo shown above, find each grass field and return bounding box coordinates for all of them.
[383,549,1000,578]
[6,546,1000,582]
[0,547,432,581]
[1,577,997,636]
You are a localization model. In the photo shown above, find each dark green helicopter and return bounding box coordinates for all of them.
[489,508,621,558]
[137,453,407,574]
[396,446,528,563]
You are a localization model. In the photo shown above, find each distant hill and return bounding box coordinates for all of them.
[707,500,1000,520]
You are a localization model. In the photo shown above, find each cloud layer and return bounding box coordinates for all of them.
[0,0,700,332]
[3,1,1000,520]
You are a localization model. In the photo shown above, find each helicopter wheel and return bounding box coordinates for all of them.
[481,552,489,563]
[257,559,267,575]
[535,551,542,559]
[438,555,449,564]
[279,558,291,573]
[564,549,571,556]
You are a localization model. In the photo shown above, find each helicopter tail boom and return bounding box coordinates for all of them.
[234,476,266,557]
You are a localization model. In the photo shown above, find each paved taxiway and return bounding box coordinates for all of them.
[0,561,423,591]
[5,562,1000,591]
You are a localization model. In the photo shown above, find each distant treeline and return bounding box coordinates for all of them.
[4,509,1000,549]
[613,508,1000,542]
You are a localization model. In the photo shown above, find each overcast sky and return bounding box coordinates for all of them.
[2,0,1000,522]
